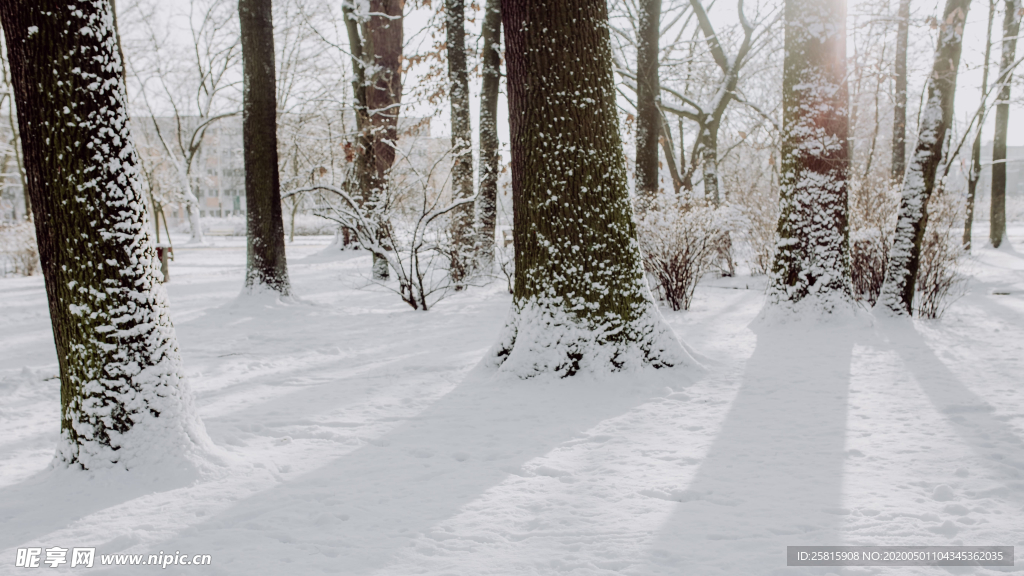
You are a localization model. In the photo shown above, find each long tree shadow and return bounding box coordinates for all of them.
[639,321,856,575]
[113,365,693,575]
[877,321,1024,502]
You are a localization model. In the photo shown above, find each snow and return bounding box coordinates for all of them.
[2,228,1024,574]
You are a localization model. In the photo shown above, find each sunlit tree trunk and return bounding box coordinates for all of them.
[240,0,291,294]
[989,0,1021,248]
[0,0,208,469]
[492,0,690,377]
[877,0,972,315]
[766,0,853,313]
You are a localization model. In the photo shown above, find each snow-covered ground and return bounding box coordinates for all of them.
[1,227,1023,575]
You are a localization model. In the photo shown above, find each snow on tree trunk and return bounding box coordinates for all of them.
[364,0,404,281]
[699,125,721,205]
[635,0,662,204]
[891,0,911,183]
[989,0,1021,248]
[240,0,291,295]
[492,0,693,377]
[0,0,210,469]
[877,0,971,315]
[965,0,996,250]
[475,0,502,272]
[766,0,854,314]
[446,0,475,286]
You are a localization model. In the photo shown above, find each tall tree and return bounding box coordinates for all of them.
[0,0,207,468]
[365,0,404,280]
[877,0,971,314]
[964,0,997,249]
[766,0,853,312]
[634,0,662,204]
[990,0,1022,248]
[446,0,475,285]
[239,0,291,294]
[891,0,911,182]
[475,0,502,272]
[492,0,690,377]
[341,0,404,280]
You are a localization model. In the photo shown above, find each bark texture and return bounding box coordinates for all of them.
[446,0,475,284]
[475,0,502,271]
[965,0,996,250]
[877,0,971,314]
[766,0,853,313]
[240,0,291,294]
[635,0,662,203]
[366,0,404,280]
[492,0,690,377]
[0,0,207,469]
[990,0,1022,248]
[891,0,911,182]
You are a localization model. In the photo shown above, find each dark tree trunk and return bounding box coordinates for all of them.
[342,0,375,228]
[364,0,404,280]
[891,0,910,182]
[446,0,475,286]
[240,0,291,295]
[0,0,206,469]
[990,0,1021,248]
[767,0,853,312]
[493,0,690,377]
[635,0,662,204]
[476,0,502,271]
[964,0,996,250]
[877,0,972,315]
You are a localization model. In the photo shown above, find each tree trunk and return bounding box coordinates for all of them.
[493,0,691,377]
[635,0,662,204]
[877,0,972,315]
[0,0,208,469]
[364,0,404,280]
[476,0,502,272]
[240,0,291,295]
[699,125,721,205]
[446,0,475,286]
[342,0,375,252]
[990,0,1021,248]
[767,0,853,313]
[891,0,911,182]
[964,0,997,250]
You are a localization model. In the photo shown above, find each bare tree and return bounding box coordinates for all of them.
[877,0,972,315]
[989,0,1022,248]
[122,0,241,244]
[240,0,291,294]
[475,0,502,271]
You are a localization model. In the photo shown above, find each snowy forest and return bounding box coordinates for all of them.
[0,0,1022,572]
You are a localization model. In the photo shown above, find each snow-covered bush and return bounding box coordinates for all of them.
[848,179,965,317]
[849,180,899,305]
[293,147,471,310]
[0,221,39,277]
[849,227,890,305]
[637,197,728,311]
[914,191,967,319]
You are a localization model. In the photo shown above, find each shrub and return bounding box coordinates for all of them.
[0,221,40,277]
[637,197,728,311]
